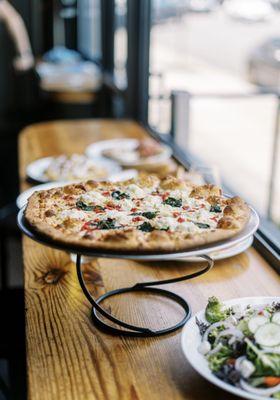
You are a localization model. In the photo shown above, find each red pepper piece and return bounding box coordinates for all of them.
[132,216,143,222]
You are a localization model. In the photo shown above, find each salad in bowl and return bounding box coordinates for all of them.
[182,297,280,399]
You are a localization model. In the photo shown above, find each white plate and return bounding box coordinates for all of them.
[69,236,253,264]
[108,169,138,182]
[181,296,280,400]
[154,235,253,262]
[17,169,138,209]
[85,138,172,167]
[86,138,139,158]
[26,156,121,183]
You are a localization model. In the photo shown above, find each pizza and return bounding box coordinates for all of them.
[24,175,250,253]
[44,154,110,182]
[103,139,172,167]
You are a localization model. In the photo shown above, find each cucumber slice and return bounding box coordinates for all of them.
[262,345,280,352]
[255,323,280,347]
[272,312,280,325]
[248,315,268,333]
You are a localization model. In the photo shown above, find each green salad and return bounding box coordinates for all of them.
[196,297,280,398]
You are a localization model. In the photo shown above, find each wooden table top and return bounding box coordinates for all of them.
[19,119,280,400]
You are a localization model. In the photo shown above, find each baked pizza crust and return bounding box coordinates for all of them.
[24,176,251,253]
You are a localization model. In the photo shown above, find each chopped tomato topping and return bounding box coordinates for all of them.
[131,207,138,212]
[106,206,121,211]
[105,203,121,211]
[161,192,170,201]
[210,216,218,222]
[94,208,104,214]
[173,212,180,217]
[132,216,143,222]
[264,377,280,387]
[102,191,110,196]
[182,206,189,210]
[177,217,185,223]
[82,221,94,230]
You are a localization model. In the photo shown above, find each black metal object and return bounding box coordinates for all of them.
[126,0,151,122]
[101,0,115,73]
[254,232,280,274]
[0,288,27,399]
[0,202,19,290]
[76,253,213,337]
[17,208,214,337]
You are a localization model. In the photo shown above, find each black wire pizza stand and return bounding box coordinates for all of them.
[76,253,213,336]
[18,207,235,337]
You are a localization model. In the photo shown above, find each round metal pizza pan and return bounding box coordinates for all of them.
[17,206,259,260]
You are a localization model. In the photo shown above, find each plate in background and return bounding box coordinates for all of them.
[86,138,172,167]
[70,236,253,264]
[26,156,121,183]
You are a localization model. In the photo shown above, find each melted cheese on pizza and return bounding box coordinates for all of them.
[50,182,225,237]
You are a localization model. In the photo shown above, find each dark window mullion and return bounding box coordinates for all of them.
[126,0,151,122]
[101,0,115,73]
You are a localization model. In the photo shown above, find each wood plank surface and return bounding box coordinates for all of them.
[19,120,280,400]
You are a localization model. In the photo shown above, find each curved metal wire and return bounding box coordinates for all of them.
[132,255,214,288]
[76,254,152,333]
[76,254,213,336]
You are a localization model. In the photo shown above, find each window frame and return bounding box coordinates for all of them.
[97,0,151,119]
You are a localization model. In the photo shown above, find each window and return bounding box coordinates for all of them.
[77,0,102,61]
[114,0,127,89]
[148,0,280,249]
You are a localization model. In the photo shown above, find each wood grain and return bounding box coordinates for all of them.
[19,120,280,400]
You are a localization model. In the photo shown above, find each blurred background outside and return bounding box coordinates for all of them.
[148,0,280,229]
